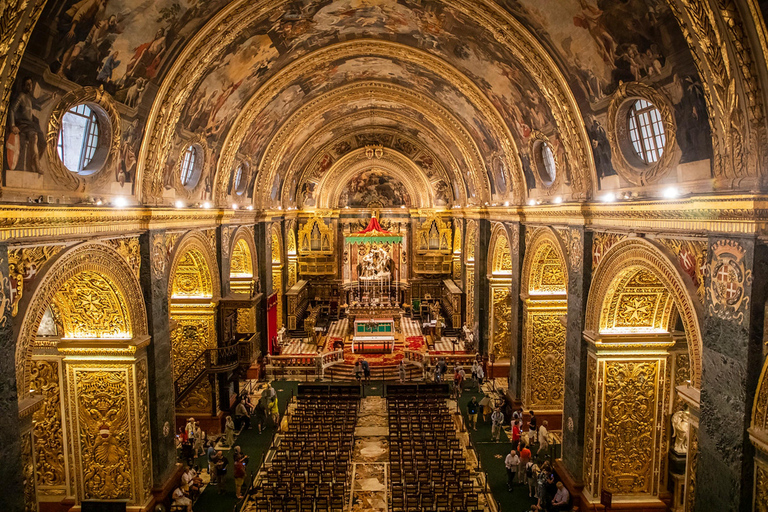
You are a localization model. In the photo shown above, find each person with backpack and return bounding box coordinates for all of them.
[526,459,539,498]
[491,406,505,442]
[505,449,519,491]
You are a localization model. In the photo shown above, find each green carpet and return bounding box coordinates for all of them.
[192,381,297,512]
[455,387,540,512]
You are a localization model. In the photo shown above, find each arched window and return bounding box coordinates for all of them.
[180,146,198,187]
[628,99,666,164]
[57,104,100,173]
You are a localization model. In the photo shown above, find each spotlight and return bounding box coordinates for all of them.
[503,202,509,207]
[175,200,185,209]
[112,196,128,208]
[202,202,212,209]
[400,205,406,209]
[553,196,563,204]
[232,204,238,210]
[662,187,680,199]
[528,199,536,206]
[246,205,254,211]
[277,206,282,210]
[600,193,616,203]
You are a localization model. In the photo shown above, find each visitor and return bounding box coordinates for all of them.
[480,395,492,423]
[471,360,479,384]
[361,358,371,383]
[453,366,464,397]
[233,446,249,499]
[185,417,196,446]
[265,382,277,401]
[437,357,447,377]
[269,395,280,427]
[491,406,505,442]
[526,459,539,498]
[235,398,251,430]
[398,360,406,383]
[505,449,519,491]
[476,364,485,388]
[181,465,202,500]
[551,481,570,511]
[254,396,267,433]
[207,442,217,481]
[214,451,228,493]
[518,442,531,484]
[171,486,192,512]
[511,419,522,445]
[466,396,479,431]
[538,420,550,457]
[434,361,442,383]
[354,360,363,382]
[224,415,236,448]
[193,422,205,458]
[528,410,538,444]
[180,433,194,467]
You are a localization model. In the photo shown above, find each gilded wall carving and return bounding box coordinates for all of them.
[522,305,566,411]
[755,463,768,512]
[9,245,63,317]
[170,312,216,384]
[673,352,691,412]
[466,266,475,328]
[526,241,567,294]
[178,378,212,413]
[686,425,699,512]
[490,226,512,275]
[237,307,256,333]
[592,233,626,272]
[583,353,599,496]
[75,370,132,500]
[171,249,214,299]
[53,270,132,339]
[30,360,65,489]
[105,238,142,280]
[602,361,660,495]
[491,287,512,359]
[600,268,675,333]
[136,359,152,500]
[21,430,35,512]
[465,220,477,262]
[272,269,283,330]
[271,230,282,264]
[657,238,707,303]
[230,238,253,277]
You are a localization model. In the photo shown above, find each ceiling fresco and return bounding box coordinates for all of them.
[2,0,713,207]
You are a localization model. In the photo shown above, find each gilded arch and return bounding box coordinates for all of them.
[15,242,148,398]
[520,228,568,412]
[270,223,284,330]
[229,226,257,295]
[488,223,513,359]
[585,237,703,388]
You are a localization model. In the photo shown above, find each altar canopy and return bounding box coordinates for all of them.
[345,216,403,244]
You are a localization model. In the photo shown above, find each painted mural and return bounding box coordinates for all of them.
[339,169,410,208]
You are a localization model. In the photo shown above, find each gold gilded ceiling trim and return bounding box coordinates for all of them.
[15,242,148,400]
[584,237,703,388]
[314,147,434,209]
[251,80,493,207]
[282,117,461,206]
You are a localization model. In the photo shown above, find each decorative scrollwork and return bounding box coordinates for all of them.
[706,239,752,323]
[9,244,63,317]
[491,287,512,359]
[30,360,65,488]
[522,304,566,410]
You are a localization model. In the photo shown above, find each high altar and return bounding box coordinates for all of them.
[343,216,403,353]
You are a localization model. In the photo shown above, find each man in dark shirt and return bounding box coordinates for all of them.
[467,396,479,431]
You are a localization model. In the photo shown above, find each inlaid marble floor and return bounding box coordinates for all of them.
[350,396,389,511]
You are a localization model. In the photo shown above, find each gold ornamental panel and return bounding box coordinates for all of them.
[237,307,256,333]
[171,249,214,299]
[271,229,282,264]
[230,238,253,277]
[755,462,768,512]
[522,228,568,295]
[178,378,213,414]
[465,266,475,328]
[465,220,477,263]
[522,302,567,412]
[169,307,216,383]
[490,224,512,275]
[298,217,334,256]
[416,215,452,255]
[490,286,512,360]
[30,360,66,490]
[583,353,599,497]
[272,269,283,330]
[600,268,675,334]
[53,270,132,339]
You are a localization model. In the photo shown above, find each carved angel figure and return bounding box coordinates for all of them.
[671,409,691,455]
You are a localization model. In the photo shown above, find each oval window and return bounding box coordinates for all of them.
[57,104,107,174]
[627,99,666,164]
[180,145,202,188]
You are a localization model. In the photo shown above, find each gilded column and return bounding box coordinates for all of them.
[581,332,672,506]
[59,338,153,508]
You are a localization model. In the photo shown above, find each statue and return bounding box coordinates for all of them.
[671,408,691,455]
[277,327,286,347]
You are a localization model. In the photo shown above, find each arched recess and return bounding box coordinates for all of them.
[270,224,284,332]
[285,220,298,288]
[520,228,568,414]
[488,223,513,360]
[464,220,478,331]
[228,226,258,295]
[167,231,221,417]
[581,237,702,507]
[452,220,463,282]
[15,242,152,508]
[314,147,435,209]
[750,358,768,510]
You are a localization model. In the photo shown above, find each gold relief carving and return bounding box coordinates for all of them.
[685,425,699,512]
[606,82,677,186]
[600,268,674,333]
[203,228,217,254]
[657,238,707,303]
[230,238,253,277]
[465,220,477,262]
[601,361,659,495]
[136,359,151,499]
[491,287,511,359]
[178,378,212,413]
[592,233,626,271]
[30,360,65,488]
[287,264,297,287]
[490,225,512,275]
[271,230,282,264]
[673,352,691,411]
[53,270,132,338]
[236,307,256,333]
[583,354,599,496]
[21,430,36,512]
[272,269,283,330]
[522,306,566,410]
[9,245,64,317]
[76,370,132,500]
[452,259,462,281]
[752,357,768,434]
[615,294,659,328]
[668,0,766,183]
[222,227,232,259]
[466,266,475,327]
[706,239,752,323]
[287,228,297,255]
[171,249,214,299]
[755,464,768,512]
[170,312,215,384]
[529,242,567,293]
[416,216,453,254]
[105,238,141,280]
[561,228,583,272]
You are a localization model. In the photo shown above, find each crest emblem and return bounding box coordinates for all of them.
[5,132,20,170]
[707,240,752,323]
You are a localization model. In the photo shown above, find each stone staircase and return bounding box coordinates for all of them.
[324,361,424,382]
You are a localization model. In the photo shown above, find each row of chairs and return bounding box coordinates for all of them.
[250,495,345,512]
[390,490,481,512]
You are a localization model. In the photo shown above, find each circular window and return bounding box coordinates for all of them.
[627,99,666,164]
[180,144,203,189]
[532,140,557,187]
[233,164,246,195]
[56,104,109,174]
